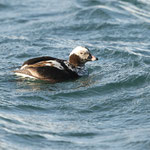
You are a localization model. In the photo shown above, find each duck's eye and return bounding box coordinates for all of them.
[80,52,83,55]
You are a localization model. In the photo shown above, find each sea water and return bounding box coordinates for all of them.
[1,0,150,150]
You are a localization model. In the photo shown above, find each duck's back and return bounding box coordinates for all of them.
[14,56,79,83]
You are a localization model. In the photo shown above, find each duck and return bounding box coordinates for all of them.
[14,46,98,83]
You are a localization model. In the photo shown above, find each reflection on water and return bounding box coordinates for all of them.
[14,74,98,96]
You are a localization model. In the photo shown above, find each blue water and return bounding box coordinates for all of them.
[1,0,150,149]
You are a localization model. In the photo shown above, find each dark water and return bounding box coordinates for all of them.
[1,0,150,149]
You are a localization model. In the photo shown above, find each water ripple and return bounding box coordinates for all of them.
[1,0,150,150]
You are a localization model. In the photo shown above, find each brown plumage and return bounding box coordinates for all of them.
[13,46,98,83]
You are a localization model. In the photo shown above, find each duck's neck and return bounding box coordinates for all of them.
[69,54,84,67]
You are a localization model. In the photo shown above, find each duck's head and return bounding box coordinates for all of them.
[69,46,98,67]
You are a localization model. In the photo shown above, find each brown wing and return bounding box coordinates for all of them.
[22,56,65,66]
[14,64,79,83]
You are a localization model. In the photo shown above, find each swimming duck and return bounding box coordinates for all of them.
[14,46,98,83]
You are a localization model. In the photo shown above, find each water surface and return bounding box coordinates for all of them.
[1,0,150,150]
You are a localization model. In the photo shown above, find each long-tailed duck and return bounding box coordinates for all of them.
[14,46,98,83]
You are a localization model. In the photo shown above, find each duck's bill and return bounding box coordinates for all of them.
[91,55,98,61]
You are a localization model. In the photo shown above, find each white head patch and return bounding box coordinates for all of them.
[69,46,90,60]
